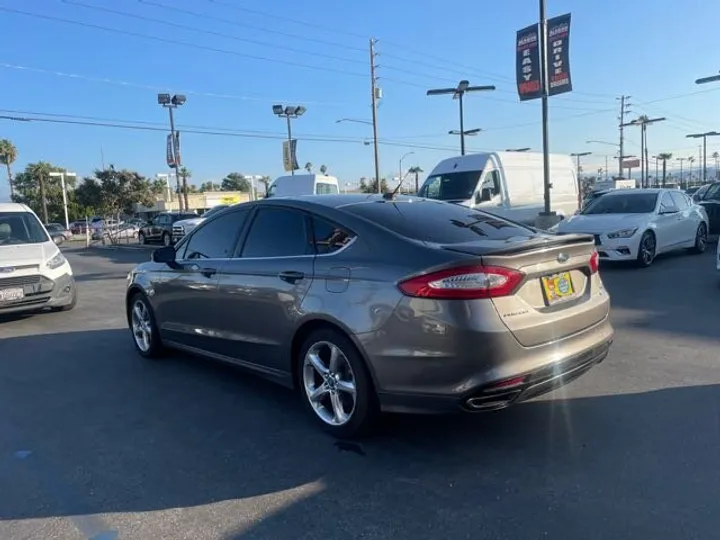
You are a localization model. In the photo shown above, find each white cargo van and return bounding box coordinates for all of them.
[266,174,340,198]
[418,152,579,224]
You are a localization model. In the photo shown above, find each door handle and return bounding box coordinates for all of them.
[188,264,217,278]
[279,270,305,283]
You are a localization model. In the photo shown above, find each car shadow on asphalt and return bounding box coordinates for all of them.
[62,245,154,267]
[0,329,717,539]
[598,248,719,342]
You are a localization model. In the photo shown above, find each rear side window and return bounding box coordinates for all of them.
[0,211,49,245]
[316,182,339,195]
[241,207,312,258]
[704,184,720,201]
[669,192,689,210]
[311,217,355,254]
[342,200,534,244]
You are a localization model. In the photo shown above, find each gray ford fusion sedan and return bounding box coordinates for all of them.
[125,194,613,438]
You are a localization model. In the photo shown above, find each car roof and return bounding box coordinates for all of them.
[0,202,31,213]
[258,193,417,210]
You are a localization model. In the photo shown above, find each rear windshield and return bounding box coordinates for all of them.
[418,170,482,201]
[0,211,50,245]
[316,182,339,195]
[582,193,658,214]
[342,200,534,244]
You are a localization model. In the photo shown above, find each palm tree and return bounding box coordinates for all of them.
[635,115,650,187]
[687,156,696,187]
[304,162,313,173]
[179,167,191,210]
[657,153,672,187]
[408,166,424,193]
[0,139,18,198]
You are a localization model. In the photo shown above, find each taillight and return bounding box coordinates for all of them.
[398,265,525,300]
[589,250,599,274]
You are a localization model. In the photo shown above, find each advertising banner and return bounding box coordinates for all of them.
[282,139,299,172]
[516,24,542,101]
[546,13,572,96]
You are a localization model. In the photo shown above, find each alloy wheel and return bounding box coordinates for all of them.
[302,341,357,426]
[131,300,153,352]
[696,224,707,251]
[641,234,655,265]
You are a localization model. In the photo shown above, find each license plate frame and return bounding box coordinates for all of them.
[0,287,24,303]
[541,272,575,305]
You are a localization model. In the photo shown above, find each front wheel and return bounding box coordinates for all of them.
[298,328,378,438]
[138,232,147,245]
[690,222,708,254]
[636,231,656,268]
[129,293,164,359]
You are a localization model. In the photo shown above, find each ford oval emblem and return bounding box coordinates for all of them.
[556,253,569,263]
[0,266,15,274]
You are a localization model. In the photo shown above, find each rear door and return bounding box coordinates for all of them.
[213,206,315,374]
[698,183,720,234]
[669,191,696,242]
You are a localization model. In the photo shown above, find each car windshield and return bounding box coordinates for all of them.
[582,192,658,215]
[343,199,534,244]
[316,182,339,194]
[0,211,51,245]
[418,171,482,201]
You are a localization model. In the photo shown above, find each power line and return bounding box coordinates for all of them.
[0,6,368,79]
[0,62,352,106]
[62,0,367,66]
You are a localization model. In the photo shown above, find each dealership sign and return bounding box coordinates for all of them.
[516,13,572,100]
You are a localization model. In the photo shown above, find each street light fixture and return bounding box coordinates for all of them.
[273,104,307,176]
[427,79,495,156]
[336,118,373,126]
[686,131,720,182]
[48,171,76,229]
[398,151,415,191]
[449,128,482,137]
[621,116,666,187]
[506,148,531,152]
[695,71,720,85]
[157,92,187,210]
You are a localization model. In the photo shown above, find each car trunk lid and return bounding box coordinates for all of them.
[443,234,608,347]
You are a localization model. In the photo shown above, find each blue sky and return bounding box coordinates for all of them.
[2,0,720,199]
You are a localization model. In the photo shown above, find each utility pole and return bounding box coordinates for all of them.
[370,38,381,193]
[539,0,552,218]
[617,95,631,178]
[686,131,720,183]
[676,157,685,186]
[621,116,665,188]
[157,93,187,211]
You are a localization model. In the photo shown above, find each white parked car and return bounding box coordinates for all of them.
[0,203,77,315]
[554,188,708,268]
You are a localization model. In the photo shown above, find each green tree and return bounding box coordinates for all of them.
[258,175,271,195]
[408,165,424,193]
[92,166,155,216]
[359,177,388,194]
[150,178,167,196]
[221,172,250,192]
[12,162,74,223]
[199,181,218,192]
[0,139,18,198]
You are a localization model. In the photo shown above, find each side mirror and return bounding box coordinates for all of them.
[152,245,178,267]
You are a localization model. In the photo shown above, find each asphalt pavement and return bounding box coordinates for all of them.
[1,244,718,540]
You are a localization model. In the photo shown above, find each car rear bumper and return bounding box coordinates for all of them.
[0,273,76,316]
[376,333,612,414]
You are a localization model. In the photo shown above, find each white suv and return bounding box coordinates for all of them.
[0,203,77,315]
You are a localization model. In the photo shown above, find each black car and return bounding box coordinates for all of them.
[690,182,720,234]
[139,212,197,246]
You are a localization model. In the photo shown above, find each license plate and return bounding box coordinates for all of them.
[0,287,24,302]
[541,272,575,305]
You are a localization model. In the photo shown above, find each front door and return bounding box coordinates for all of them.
[154,208,252,351]
[214,206,315,374]
[698,183,720,234]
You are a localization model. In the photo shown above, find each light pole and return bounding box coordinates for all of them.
[570,152,592,206]
[337,118,380,190]
[398,151,415,190]
[427,80,495,156]
[686,131,720,183]
[157,93,186,211]
[621,117,666,187]
[48,171,75,229]
[273,105,307,176]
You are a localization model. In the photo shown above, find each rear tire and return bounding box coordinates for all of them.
[297,328,378,439]
[128,292,165,359]
[690,222,707,254]
[635,231,656,268]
